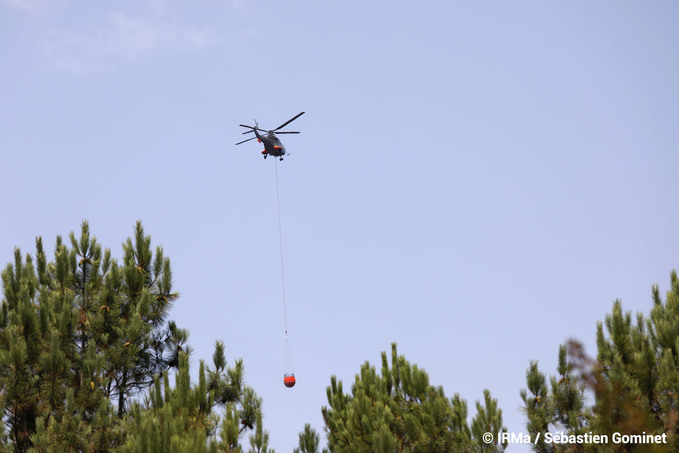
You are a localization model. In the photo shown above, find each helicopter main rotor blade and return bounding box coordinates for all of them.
[235,136,257,145]
[273,111,305,131]
[241,128,269,135]
[275,131,300,134]
[239,124,267,131]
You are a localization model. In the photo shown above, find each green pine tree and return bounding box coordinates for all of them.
[247,410,274,453]
[471,389,509,452]
[1,221,274,452]
[293,424,326,453]
[119,342,272,453]
[0,221,188,452]
[522,271,679,453]
[119,352,218,453]
[320,343,506,452]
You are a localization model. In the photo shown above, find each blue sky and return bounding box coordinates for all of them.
[2,1,679,451]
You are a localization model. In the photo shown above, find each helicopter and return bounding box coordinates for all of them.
[236,112,305,160]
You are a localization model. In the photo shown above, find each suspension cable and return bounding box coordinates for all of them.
[274,159,289,338]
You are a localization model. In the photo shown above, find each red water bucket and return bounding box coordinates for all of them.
[284,373,296,388]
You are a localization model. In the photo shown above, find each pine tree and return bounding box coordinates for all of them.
[118,352,218,453]
[1,221,274,452]
[119,342,272,453]
[0,221,188,452]
[293,424,326,453]
[521,271,679,453]
[472,390,509,452]
[247,410,274,453]
[320,343,507,452]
